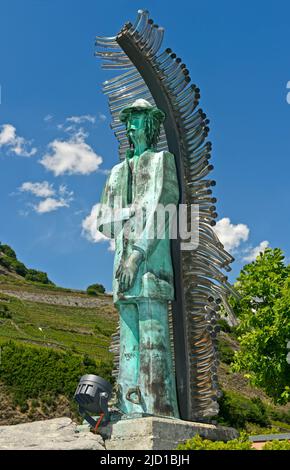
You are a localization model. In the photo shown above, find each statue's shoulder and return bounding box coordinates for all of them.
[154,151,176,170]
[162,150,175,159]
[107,159,127,178]
[152,150,175,160]
[150,150,174,161]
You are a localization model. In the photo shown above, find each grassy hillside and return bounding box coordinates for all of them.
[0,243,118,424]
[0,289,117,360]
[0,242,117,359]
[0,279,117,425]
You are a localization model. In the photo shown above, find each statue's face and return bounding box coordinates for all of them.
[126,112,148,149]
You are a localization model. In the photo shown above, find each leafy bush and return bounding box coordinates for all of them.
[0,244,17,259]
[262,440,290,450]
[218,338,235,364]
[0,304,12,319]
[0,341,113,405]
[218,391,270,428]
[87,283,106,296]
[25,269,54,285]
[0,243,54,284]
[177,432,253,450]
[231,248,290,404]
[11,259,28,276]
[268,406,290,425]
[0,254,27,276]
[270,420,290,431]
[218,318,233,333]
[244,422,281,435]
[0,256,11,270]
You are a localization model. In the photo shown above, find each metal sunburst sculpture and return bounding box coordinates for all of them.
[94,10,235,422]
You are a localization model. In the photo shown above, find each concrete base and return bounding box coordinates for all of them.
[98,416,238,451]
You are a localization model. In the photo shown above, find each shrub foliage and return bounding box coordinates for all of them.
[231,248,290,404]
[262,440,290,450]
[218,391,270,429]
[0,341,113,405]
[0,242,54,285]
[86,283,106,296]
[177,432,253,450]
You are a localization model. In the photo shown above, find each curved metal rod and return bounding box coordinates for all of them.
[101,63,133,70]
[135,20,153,48]
[103,69,140,87]
[103,72,141,92]
[147,26,164,56]
[130,9,144,34]
[174,85,198,104]
[130,9,149,36]
[108,79,147,99]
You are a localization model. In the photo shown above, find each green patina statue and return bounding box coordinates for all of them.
[96,98,180,418]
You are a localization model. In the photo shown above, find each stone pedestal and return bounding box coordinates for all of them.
[0,417,238,450]
[98,416,238,451]
[0,418,105,450]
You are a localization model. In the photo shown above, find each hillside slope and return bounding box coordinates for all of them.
[0,243,117,424]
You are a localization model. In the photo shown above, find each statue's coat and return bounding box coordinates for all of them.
[97,150,179,304]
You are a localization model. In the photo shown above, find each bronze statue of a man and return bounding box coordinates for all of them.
[96,99,180,418]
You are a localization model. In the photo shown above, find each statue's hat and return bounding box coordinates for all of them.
[119,98,165,123]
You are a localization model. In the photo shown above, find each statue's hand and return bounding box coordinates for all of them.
[116,250,143,292]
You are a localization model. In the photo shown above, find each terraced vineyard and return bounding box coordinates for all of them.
[0,276,117,361]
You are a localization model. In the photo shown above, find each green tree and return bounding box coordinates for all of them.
[25,269,54,285]
[0,243,17,259]
[231,248,290,404]
[86,283,106,296]
[8,259,28,276]
[0,242,27,276]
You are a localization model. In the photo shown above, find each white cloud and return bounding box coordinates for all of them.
[0,124,37,157]
[19,181,73,214]
[243,240,269,262]
[44,114,53,122]
[40,130,102,176]
[82,203,115,252]
[98,113,107,122]
[56,113,105,136]
[214,217,250,251]
[57,124,75,132]
[20,181,55,198]
[34,197,70,214]
[0,124,15,145]
[66,114,96,124]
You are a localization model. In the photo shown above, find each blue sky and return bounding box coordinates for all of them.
[1,0,290,291]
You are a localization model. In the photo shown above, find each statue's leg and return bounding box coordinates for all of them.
[137,299,180,418]
[116,301,143,415]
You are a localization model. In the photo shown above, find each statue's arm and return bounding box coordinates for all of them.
[96,172,133,239]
